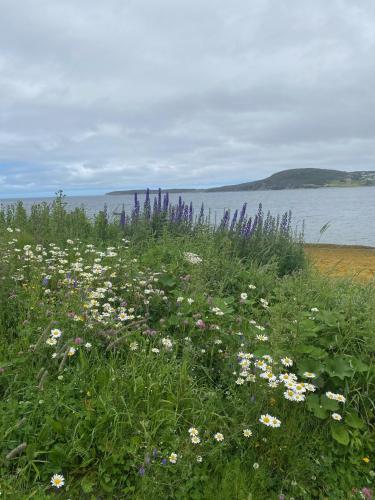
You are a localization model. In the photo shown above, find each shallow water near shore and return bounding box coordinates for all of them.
[1,186,375,246]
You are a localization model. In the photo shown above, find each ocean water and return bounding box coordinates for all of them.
[1,187,375,246]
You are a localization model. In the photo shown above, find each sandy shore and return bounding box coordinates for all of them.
[305,243,375,281]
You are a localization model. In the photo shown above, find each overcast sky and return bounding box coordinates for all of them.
[1,0,375,197]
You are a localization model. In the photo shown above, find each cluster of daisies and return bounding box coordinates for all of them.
[235,351,346,424]
[46,328,92,358]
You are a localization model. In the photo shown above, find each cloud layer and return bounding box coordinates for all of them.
[1,0,375,196]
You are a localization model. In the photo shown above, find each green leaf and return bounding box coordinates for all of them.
[298,319,319,335]
[349,357,369,373]
[81,474,96,494]
[320,395,339,411]
[325,357,354,380]
[345,412,365,429]
[46,417,65,435]
[297,345,328,360]
[159,275,177,289]
[306,395,328,419]
[297,358,324,376]
[306,394,320,410]
[330,423,350,445]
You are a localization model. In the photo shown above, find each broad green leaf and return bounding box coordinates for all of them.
[297,358,324,376]
[313,406,328,419]
[297,345,328,360]
[306,395,328,419]
[330,423,350,445]
[320,396,339,411]
[349,357,369,373]
[325,357,354,380]
[345,412,365,429]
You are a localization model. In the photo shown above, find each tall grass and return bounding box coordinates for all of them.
[0,190,305,275]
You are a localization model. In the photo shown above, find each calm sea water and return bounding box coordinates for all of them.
[1,187,374,246]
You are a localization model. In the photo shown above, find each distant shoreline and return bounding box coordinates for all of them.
[106,167,375,194]
[106,184,375,195]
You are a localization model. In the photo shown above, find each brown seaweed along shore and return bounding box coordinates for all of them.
[305,243,375,281]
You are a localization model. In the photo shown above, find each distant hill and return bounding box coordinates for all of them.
[106,168,375,194]
[206,168,375,191]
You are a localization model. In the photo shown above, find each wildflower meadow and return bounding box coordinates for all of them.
[0,192,373,499]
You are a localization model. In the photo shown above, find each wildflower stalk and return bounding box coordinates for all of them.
[58,347,70,372]
[6,442,27,460]
[32,321,53,351]
[37,369,48,391]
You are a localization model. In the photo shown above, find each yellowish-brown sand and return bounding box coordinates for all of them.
[305,244,375,281]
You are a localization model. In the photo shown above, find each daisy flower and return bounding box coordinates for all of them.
[68,347,76,356]
[259,414,271,426]
[191,436,201,444]
[169,452,178,464]
[46,337,57,346]
[50,474,65,488]
[270,416,281,428]
[50,329,62,339]
[214,432,224,442]
[243,429,253,438]
[303,372,316,378]
[331,413,342,421]
[280,357,293,367]
[188,427,199,436]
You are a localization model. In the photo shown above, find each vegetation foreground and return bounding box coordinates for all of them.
[0,195,374,499]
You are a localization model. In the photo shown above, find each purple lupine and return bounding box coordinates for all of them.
[238,202,247,229]
[229,209,238,231]
[144,188,151,220]
[183,204,189,222]
[132,192,140,219]
[189,201,193,223]
[153,197,158,215]
[249,214,259,237]
[42,277,49,286]
[120,205,126,228]
[163,192,169,212]
[157,188,162,212]
[243,217,252,238]
[219,209,230,230]
[138,466,146,476]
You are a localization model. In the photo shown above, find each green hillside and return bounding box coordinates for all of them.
[107,168,375,194]
[207,168,375,191]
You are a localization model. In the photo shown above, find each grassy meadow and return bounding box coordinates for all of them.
[0,193,374,499]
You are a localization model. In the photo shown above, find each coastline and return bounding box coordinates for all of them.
[305,243,375,280]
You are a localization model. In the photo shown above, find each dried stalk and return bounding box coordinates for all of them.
[37,369,48,391]
[58,347,70,372]
[6,442,27,460]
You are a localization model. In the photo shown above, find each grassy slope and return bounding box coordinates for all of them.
[0,227,374,499]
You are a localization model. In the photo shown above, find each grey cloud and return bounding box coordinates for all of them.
[0,0,375,196]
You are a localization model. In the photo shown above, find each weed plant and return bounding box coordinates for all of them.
[0,195,373,499]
